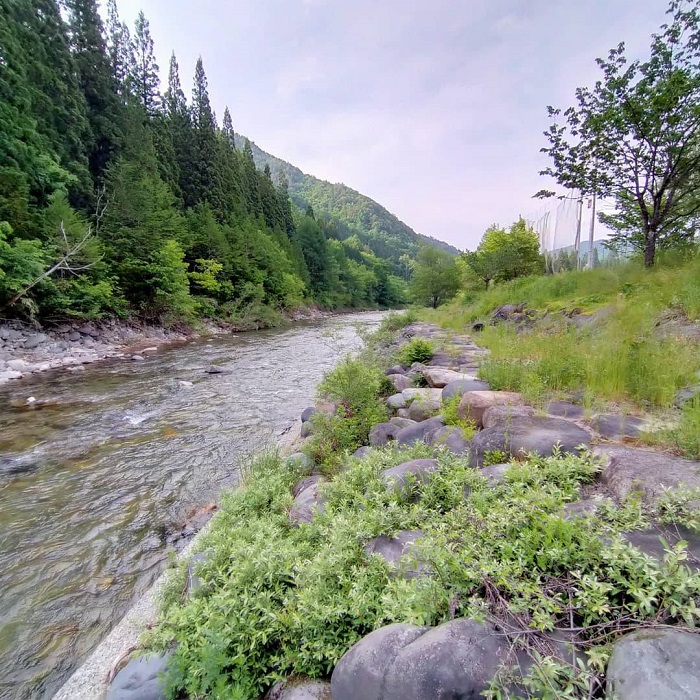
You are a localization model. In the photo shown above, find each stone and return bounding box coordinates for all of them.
[131,355,145,361]
[331,623,428,700]
[23,333,46,349]
[622,523,700,570]
[381,459,440,496]
[68,331,81,342]
[546,401,585,419]
[407,395,441,422]
[353,446,372,459]
[7,359,30,372]
[186,552,208,594]
[441,378,490,402]
[177,380,193,388]
[387,393,408,410]
[389,417,417,429]
[472,322,485,332]
[595,445,700,505]
[292,474,324,498]
[482,404,536,428]
[423,368,475,389]
[395,416,445,447]
[107,651,173,700]
[382,618,529,700]
[364,530,426,578]
[78,323,100,337]
[480,464,510,487]
[289,481,325,525]
[606,628,700,700]
[675,385,700,408]
[470,416,592,467]
[429,425,471,456]
[389,374,413,391]
[266,679,332,700]
[285,452,313,472]
[0,370,23,382]
[491,303,525,321]
[458,391,525,429]
[300,422,314,438]
[396,408,411,419]
[385,365,406,376]
[370,422,402,447]
[562,498,604,521]
[591,413,647,440]
[301,406,317,423]
[402,388,443,403]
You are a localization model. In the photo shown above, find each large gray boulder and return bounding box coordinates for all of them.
[292,474,324,498]
[441,379,490,402]
[389,374,413,392]
[385,365,406,376]
[23,333,47,349]
[606,628,700,699]
[389,417,417,430]
[364,530,426,578]
[470,416,592,467]
[266,678,331,700]
[289,481,326,525]
[387,393,408,410]
[595,445,700,505]
[331,624,428,700]
[428,425,471,456]
[622,523,700,570]
[591,413,647,440]
[407,395,441,422]
[382,618,529,700]
[395,416,445,447]
[480,464,510,487]
[481,404,536,428]
[381,459,439,496]
[285,452,313,472]
[107,652,173,700]
[301,407,317,423]
[423,368,475,389]
[546,401,585,419]
[369,422,402,447]
[458,391,525,428]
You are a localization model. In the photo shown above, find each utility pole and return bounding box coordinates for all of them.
[574,196,583,269]
[587,194,596,269]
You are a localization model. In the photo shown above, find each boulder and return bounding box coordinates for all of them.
[300,422,314,439]
[482,404,536,428]
[7,359,31,372]
[381,459,439,496]
[301,407,317,423]
[441,379,490,402]
[68,331,81,342]
[0,370,23,382]
[285,452,313,472]
[562,498,605,521]
[78,323,100,338]
[387,393,408,410]
[546,401,585,419]
[591,413,647,440]
[606,629,700,700]
[389,417,417,430]
[364,530,426,578]
[402,388,443,402]
[675,385,700,408]
[266,679,331,700]
[131,355,145,361]
[385,365,406,376]
[423,368,475,389]
[470,416,592,467]
[595,445,700,505]
[107,651,173,700]
[491,303,525,321]
[289,481,325,525]
[369,422,401,447]
[382,618,529,700]
[396,408,411,419]
[395,416,445,447]
[622,523,700,570]
[23,333,47,349]
[292,474,324,498]
[331,624,428,700]
[353,446,372,459]
[425,351,457,368]
[428,425,471,456]
[204,364,229,374]
[389,374,413,392]
[480,464,510,487]
[407,395,441,422]
[458,391,525,428]
[186,552,208,595]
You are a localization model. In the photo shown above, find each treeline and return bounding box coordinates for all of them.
[0,0,406,325]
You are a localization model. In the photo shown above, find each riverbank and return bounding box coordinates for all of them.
[0,306,383,387]
[102,313,700,699]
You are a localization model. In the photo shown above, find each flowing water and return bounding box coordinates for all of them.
[0,312,385,700]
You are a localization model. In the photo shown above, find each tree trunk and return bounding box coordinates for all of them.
[644,228,657,268]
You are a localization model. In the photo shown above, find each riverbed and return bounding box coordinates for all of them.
[0,312,385,700]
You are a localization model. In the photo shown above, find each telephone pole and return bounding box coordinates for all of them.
[587,195,596,269]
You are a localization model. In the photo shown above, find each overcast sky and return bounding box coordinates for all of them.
[112,0,668,249]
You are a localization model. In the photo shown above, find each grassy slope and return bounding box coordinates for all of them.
[420,255,700,458]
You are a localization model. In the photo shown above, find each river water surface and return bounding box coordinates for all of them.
[0,312,385,700]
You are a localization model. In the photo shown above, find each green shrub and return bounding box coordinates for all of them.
[397,337,434,365]
[441,394,476,440]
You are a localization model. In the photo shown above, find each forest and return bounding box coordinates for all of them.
[0,0,412,327]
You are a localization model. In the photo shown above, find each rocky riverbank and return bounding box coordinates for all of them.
[104,319,700,700]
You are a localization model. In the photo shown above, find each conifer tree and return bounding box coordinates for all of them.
[131,11,160,115]
[105,0,133,98]
[222,107,236,149]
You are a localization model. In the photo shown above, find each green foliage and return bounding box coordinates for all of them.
[542,0,700,266]
[409,246,461,308]
[646,396,700,459]
[0,222,46,313]
[397,337,434,366]
[440,394,476,440]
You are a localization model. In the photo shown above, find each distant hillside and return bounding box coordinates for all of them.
[234,135,459,273]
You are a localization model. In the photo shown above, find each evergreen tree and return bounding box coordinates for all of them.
[64,0,122,181]
[105,0,133,98]
[131,11,160,115]
[222,107,235,149]
[276,171,296,237]
[161,53,190,201]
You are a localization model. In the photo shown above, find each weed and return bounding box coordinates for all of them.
[397,337,434,365]
[441,394,476,440]
[483,449,508,466]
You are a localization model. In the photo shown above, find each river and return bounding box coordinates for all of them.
[0,312,385,700]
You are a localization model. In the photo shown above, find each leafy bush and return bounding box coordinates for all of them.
[441,394,476,440]
[397,337,434,365]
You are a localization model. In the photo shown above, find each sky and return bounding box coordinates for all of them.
[111,0,669,250]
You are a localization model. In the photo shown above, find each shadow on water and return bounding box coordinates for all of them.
[0,312,385,699]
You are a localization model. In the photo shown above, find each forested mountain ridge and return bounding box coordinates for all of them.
[236,135,459,272]
[0,0,446,328]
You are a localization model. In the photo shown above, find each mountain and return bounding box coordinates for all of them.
[234,135,459,272]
